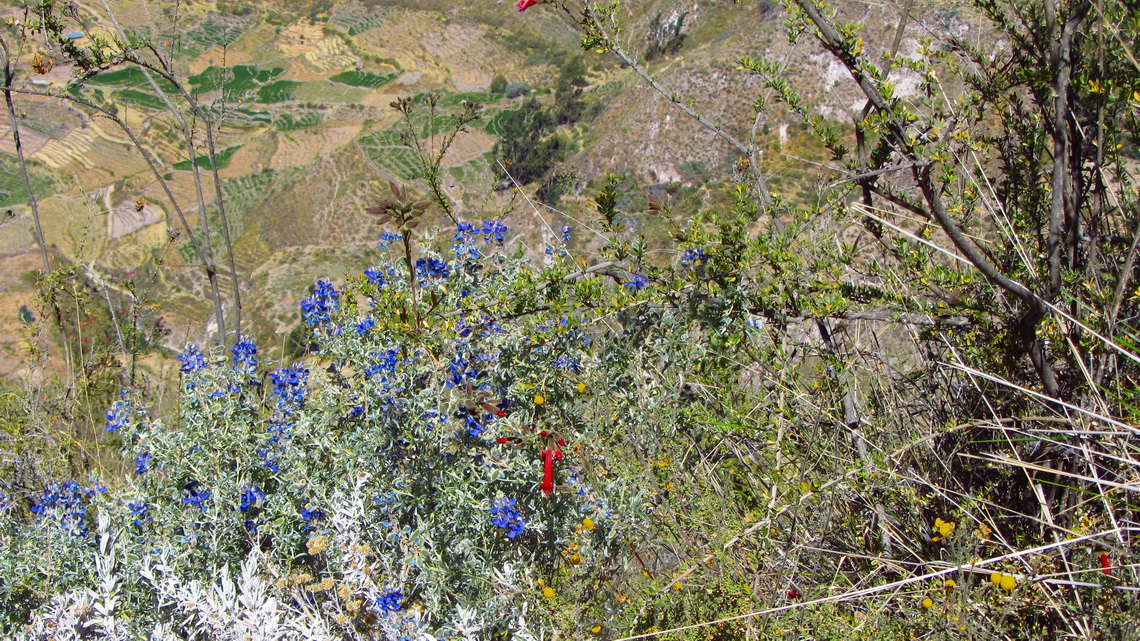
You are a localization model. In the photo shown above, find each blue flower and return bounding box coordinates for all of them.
[270,366,310,412]
[378,231,403,249]
[134,452,152,475]
[178,344,207,373]
[491,496,526,539]
[414,257,451,280]
[301,507,326,530]
[104,400,130,432]
[357,317,377,334]
[625,276,649,295]
[238,485,265,512]
[31,481,105,537]
[376,587,403,612]
[481,220,507,244]
[231,336,259,371]
[181,481,211,510]
[300,279,340,328]
[128,500,150,527]
[681,247,708,267]
[562,225,571,242]
[364,267,386,287]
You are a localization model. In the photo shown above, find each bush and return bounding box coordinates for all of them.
[1,218,691,639]
[503,81,528,99]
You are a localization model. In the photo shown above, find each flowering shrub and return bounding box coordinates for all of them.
[2,216,712,639]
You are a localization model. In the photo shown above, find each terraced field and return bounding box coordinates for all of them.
[328,70,399,89]
[177,11,259,59]
[329,2,392,36]
[172,145,243,171]
[0,156,55,208]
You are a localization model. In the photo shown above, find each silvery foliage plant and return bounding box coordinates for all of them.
[4,221,665,639]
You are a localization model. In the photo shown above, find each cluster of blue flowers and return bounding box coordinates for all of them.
[357,317,377,334]
[31,481,106,537]
[680,247,708,267]
[232,336,259,372]
[238,485,265,512]
[490,496,526,539]
[415,257,451,280]
[376,587,403,612]
[103,400,130,432]
[270,366,309,411]
[300,507,325,531]
[552,354,581,373]
[134,451,152,475]
[625,276,649,294]
[364,266,388,287]
[377,231,403,249]
[300,279,341,328]
[127,500,150,527]
[178,343,207,373]
[181,481,211,510]
[445,354,482,388]
[562,225,572,242]
[364,349,400,380]
[455,406,492,437]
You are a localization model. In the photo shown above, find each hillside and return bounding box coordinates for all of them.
[0,0,994,373]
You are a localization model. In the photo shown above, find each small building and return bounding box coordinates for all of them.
[64,32,84,40]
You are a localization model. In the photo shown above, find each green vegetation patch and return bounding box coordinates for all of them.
[114,88,168,111]
[178,12,256,57]
[361,145,419,181]
[275,112,323,131]
[172,144,243,171]
[483,109,515,136]
[328,2,391,35]
[256,80,301,104]
[189,65,285,101]
[328,70,398,89]
[84,67,179,93]
[0,157,55,208]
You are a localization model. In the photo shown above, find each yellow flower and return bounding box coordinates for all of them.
[590,625,603,634]
[569,553,581,565]
[534,394,546,406]
[990,572,1002,585]
[999,574,1017,591]
[542,586,556,598]
[582,517,595,531]
[577,382,587,393]
[933,518,954,538]
[944,579,956,591]
[921,597,933,609]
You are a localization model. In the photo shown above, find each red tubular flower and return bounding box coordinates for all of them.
[518,0,538,11]
[541,449,554,494]
[1101,552,1111,575]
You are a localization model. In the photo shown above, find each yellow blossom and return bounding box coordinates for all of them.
[543,586,556,598]
[934,518,954,538]
[944,579,956,591]
[307,535,329,556]
[577,382,587,393]
[582,517,595,531]
[534,394,545,406]
[999,574,1017,591]
[921,597,933,609]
